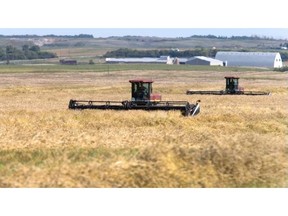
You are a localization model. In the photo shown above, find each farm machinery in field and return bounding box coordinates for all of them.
[69,79,200,116]
[186,76,271,95]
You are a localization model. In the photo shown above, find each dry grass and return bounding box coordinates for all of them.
[0,69,287,187]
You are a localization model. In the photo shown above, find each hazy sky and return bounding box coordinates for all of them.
[1,1,287,40]
[0,28,287,39]
[0,0,287,39]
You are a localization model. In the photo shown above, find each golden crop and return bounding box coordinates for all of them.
[0,69,287,187]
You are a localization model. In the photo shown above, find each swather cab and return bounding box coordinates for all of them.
[225,76,244,94]
[130,79,161,102]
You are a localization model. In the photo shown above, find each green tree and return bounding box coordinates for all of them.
[0,48,5,60]
[29,45,40,52]
[6,45,16,64]
[22,45,29,52]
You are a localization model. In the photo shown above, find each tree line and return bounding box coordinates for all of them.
[279,51,288,61]
[0,45,57,63]
[103,48,217,58]
[186,35,271,40]
[110,35,279,41]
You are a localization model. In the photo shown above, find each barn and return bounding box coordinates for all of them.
[215,51,283,68]
[185,56,224,66]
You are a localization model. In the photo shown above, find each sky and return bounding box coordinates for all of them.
[0,28,288,39]
[1,0,287,39]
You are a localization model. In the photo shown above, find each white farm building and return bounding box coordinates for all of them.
[105,56,173,64]
[185,56,224,66]
[215,52,283,68]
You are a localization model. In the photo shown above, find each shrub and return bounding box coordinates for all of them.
[274,66,288,72]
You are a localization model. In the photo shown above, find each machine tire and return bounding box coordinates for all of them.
[68,100,75,109]
[184,104,196,116]
[122,100,132,109]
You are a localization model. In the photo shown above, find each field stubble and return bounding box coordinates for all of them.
[0,70,287,187]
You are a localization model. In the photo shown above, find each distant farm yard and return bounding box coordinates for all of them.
[0,65,287,187]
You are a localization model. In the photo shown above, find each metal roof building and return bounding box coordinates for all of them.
[105,56,173,64]
[185,56,224,66]
[215,51,283,68]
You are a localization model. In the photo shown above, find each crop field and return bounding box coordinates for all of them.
[0,65,287,187]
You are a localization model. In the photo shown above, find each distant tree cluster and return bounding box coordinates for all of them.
[274,66,288,72]
[109,35,277,41]
[280,51,288,61]
[186,35,275,40]
[0,45,57,62]
[103,48,217,58]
